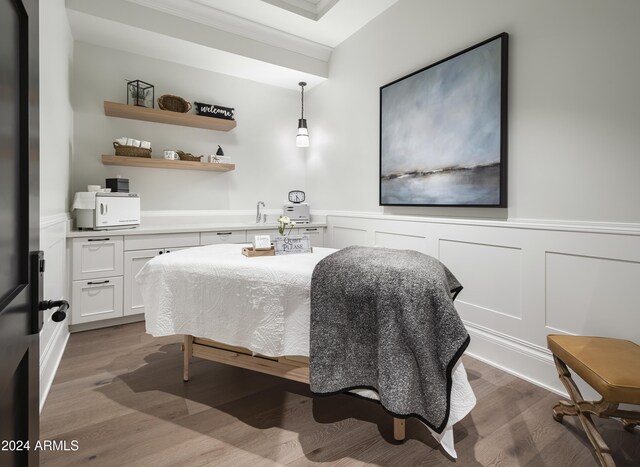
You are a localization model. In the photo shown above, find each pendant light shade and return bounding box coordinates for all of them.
[296,82,309,147]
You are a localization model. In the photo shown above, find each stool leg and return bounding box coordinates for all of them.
[552,355,616,467]
[622,419,638,432]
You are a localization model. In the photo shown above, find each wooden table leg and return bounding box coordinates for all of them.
[183,335,193,382]
[393,418,406,442]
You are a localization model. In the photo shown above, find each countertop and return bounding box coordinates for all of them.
[67,221,327,238]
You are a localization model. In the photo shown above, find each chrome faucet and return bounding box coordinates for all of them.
[256,201,265,223]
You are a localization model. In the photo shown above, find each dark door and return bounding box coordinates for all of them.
[0,0,40,466]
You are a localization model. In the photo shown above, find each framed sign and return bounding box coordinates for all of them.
[273,235,312,255]
[380,33,508,207]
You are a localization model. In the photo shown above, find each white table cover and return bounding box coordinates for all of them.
[137,244,476,457]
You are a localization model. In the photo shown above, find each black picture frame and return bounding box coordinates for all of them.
[379,33,508,207]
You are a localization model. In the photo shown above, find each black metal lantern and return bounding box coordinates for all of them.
[126,79,154,108]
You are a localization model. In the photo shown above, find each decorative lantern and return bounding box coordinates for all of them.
[126,79,154,108]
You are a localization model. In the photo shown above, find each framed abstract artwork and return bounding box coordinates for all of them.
[380,33,508,207]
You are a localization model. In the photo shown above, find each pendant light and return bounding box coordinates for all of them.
[296,81,309,147]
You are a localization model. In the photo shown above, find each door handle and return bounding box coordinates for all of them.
[30,251,70,332]
[39,300,69,323]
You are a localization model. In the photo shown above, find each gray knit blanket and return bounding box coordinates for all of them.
[309,246,469,433]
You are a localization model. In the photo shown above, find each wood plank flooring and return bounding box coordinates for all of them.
[40,323,639,466]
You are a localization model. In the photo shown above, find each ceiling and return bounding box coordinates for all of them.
[66,0,400,90]
[125,0,400,48]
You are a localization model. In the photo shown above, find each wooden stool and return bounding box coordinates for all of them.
[547,335,640,467]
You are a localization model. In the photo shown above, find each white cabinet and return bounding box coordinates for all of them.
[70,233,199,326]
[298,226,325,248]
[249,228,281,239]
[122,237,198,317]
[70,236,124,325]
[70,226,325,329]
[72,236,123,280]
[123,248,187,317]
[201,230,246,245]
[71,277,123,324]
[124,232,199,251]
[123,249,160,317]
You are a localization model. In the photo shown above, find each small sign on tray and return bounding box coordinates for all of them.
[273,235,312,255]
[253,235,272,250]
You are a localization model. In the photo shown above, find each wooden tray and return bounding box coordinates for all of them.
[242,246,275,257]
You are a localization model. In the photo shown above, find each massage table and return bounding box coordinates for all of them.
[137,244,476,458]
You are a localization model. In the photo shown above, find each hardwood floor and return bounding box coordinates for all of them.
[40,323,639,466]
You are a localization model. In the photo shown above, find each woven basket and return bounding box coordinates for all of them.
[176,150,201,162]
[158,95,192,113]
[113,142,152,158]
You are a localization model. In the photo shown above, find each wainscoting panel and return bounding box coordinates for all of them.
[331,226,368,249]
[439,239,523,321]
[545,252,640,341]
[40,214,70,411]
[374,231,427,253]
[325,213,640,395]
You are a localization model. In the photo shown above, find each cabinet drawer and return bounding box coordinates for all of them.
[124,232,200,251]
[72,236,124,280]
[201,230,247,245]
[71,276,123,324]
[299,227,325,248]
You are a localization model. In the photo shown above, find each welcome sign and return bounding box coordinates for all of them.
[273,235,313,255]
[194,102,235,120]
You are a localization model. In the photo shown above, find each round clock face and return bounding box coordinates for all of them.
[288,190,305,203]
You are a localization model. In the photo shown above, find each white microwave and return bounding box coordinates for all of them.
[76,193,140,230]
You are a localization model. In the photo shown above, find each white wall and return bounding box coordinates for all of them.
[312,0,640,396]
[307,0,640,224]
[72,42,307,212]
[39,0,73,408]
[40,0,73,218]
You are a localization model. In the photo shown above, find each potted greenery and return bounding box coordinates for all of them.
[126,80,154,108]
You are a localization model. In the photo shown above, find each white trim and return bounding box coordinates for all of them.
[463,321,565,397]
[322,211,640,236]
[124,0,332,61]
[39,325,69,413]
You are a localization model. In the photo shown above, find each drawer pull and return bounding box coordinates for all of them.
[304,228,318,232]
[87,238,110,242]
[87,280,110,285]
[217,232,233,235]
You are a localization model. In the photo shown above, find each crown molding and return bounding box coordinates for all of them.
[124,0,332,62]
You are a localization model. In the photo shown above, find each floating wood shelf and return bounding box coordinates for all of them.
[101,155,235,172]
[104,101,237,131]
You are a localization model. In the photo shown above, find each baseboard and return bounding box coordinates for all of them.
[69,314,145,333]
[463,321,600,401]
[39,323,70,413]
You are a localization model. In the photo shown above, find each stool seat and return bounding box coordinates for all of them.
[547,334,640,466]
[548,335,640,405]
